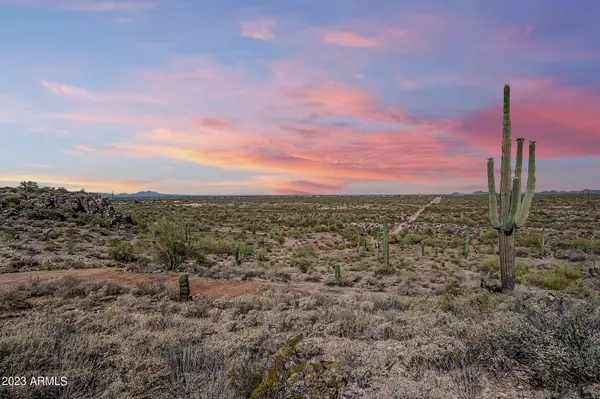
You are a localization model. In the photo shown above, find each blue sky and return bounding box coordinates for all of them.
[0,0,599,194]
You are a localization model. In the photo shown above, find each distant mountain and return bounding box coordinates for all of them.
[472,189,600,195]
[95,191,186,198]
[539,189,600,195]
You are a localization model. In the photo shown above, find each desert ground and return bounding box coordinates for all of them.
[0,186,599,399]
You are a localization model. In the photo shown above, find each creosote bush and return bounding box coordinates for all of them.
[519,263,582,291]
[108,239,135,262]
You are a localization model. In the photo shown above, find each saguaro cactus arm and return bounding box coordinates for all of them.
[487,158,501,229]
[515,141,536,228]
[505,176,521,232]
[514,138,524,218]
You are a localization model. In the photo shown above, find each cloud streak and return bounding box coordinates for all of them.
[239,17,277,40]
[0,0,154,12]
[322,31,381,48]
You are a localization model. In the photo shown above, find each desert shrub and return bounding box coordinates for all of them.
[54,276,87,298]
[184,295,214,318]
[592,240,600,255]
[234,231,245,241]
[423,237,444,248]
[148,215,192,270]
[197,235,231,255]
[494,298,600,391]
[235,243,255,258]
[517,233,542,248]
[270,232,285,244]
[133,282,168,297]
[292,258,311,273]
[340,224,361,243]
[256,248,269,261]
[80,213,110,228]
[448,237,465,249]
[515,246,531,257]
[520,263,582,291]
[162,341,230,397]
[108,239,135,262]
[567,238,593,253]
[479,228,498,245]
[313,224,330,232]
[26,208,68,221]
[0,289,32,311]
[374,266,396,277]
[19,180,39,192]
[403,233,428,245]
[405,334,469,374]
[102,282,129,296]
[373,296,410,311]
[245,222,260,234]
[129,211,150,231]
[477,256,499,273]
[293,244,316,258]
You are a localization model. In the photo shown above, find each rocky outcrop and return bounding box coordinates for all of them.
[1,188,132,227]
[33,192,132,227]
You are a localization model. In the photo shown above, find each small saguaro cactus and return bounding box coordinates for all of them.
[383,219,389,266]
[234,246,241,265]
[334,264,341,285]
[421,242,425,257]
[539,228,550,258]
[487,84,537,292]
[179,274,191,301]
[464,231,470,259]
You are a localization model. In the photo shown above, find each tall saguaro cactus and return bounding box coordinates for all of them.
[487,84,537,292]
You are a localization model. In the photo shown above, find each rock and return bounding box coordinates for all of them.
[21,191,132,227]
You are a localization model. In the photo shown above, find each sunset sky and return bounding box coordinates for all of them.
[0,0,598,195]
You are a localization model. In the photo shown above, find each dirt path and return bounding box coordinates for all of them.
[393,196,442,234]
[0,268,262,299]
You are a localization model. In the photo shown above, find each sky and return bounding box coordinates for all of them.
[0,0,599,195]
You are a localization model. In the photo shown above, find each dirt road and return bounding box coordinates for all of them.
[0,268,261,299]
[393,196,442,234]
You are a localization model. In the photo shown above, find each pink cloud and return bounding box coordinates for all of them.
[239,17,277,40]
[322,31,381,48]
[310,12,461,55]
[279,81,410,122]
[449,78,600,159]
[273,180,345,195]
[79,117,484,193]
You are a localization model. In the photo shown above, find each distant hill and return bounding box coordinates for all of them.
[472,189,600,195]
[95,191,187,198]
